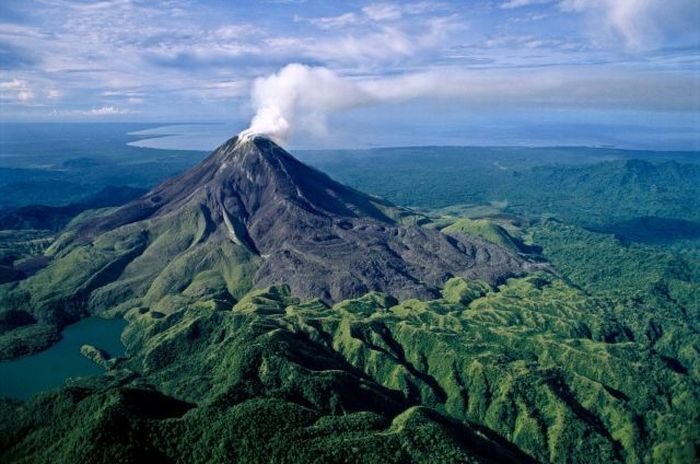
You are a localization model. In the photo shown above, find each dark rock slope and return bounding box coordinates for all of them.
[74,135,529,302]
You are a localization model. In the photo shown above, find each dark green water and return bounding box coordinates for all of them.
[0,317,127,400]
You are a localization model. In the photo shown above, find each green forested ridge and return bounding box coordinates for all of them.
[1,272,696,463]
[528,221,700,380]
[1,210,698,463]
[529,221,699,304]
[0,185,146,232]
[0,198,261,359]
[441,218,525,254]
[304,149,700,233]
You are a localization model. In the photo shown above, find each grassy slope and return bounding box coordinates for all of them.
[441,218,523,253]
[0,198,261,359]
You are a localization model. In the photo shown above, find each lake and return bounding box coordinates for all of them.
[0,317,127,400]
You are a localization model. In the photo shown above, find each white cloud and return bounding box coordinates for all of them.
[480,34,578,50]
[362,3,403,21]
[298,2,448,32]
[102,90,144,98]
[215,24,259,40]
[501,0,554,9]
[290,14,462,65]
[402,2,448,15]
[311,27,414,60]
[0,22,48,40]
[560,0,700,48]
[500,0,699,49]
[361,2,445,21]
[45,89,61,99]
[84,106,131,115]
[0,79,34,102]
[2,0,695,123]
[301,12,360,30]
[182,80,248,102]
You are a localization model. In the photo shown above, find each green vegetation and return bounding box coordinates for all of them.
[80,344,112,369]
[528,221,699,301]
[441,217,523,253]
[0,230,53,284]
[527,221,700,378]
[1,131,698,463]
[2,272,696,463]
[304,148,700,239]
[0,198,261,359]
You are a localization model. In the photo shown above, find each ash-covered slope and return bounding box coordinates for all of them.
[1,136,531,342]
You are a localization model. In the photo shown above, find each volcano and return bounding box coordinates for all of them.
[2,135,531,330]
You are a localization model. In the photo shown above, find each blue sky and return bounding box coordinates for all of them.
[0,0,698,148]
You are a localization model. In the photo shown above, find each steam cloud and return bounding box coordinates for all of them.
[239,63,469,142]
[239,64,371,142]
[240,63,698,143]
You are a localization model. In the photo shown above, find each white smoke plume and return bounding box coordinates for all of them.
[238,63,472,143]
[240,63,699,143]
[239,64,372,142]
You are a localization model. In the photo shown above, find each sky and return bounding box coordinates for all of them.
[0,0,699,149]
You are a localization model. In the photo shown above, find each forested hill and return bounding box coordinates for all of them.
[300,148,700,228]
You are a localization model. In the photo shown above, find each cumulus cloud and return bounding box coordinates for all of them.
[241,63,699,143]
